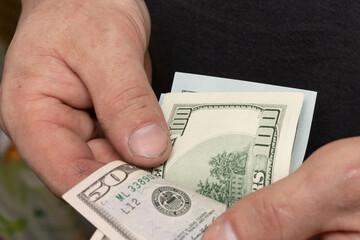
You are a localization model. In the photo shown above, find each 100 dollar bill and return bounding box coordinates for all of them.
[63,161,226,240]
[170,72,317,174]
[153,92,303,207]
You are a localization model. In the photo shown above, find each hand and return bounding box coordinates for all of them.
[202,137,360,240]
[0,0,171,197]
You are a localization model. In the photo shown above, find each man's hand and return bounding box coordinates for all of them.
[202,137,360,240]
[0,0,171,197]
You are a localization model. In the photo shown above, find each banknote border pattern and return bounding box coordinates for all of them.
[77,164,141,240]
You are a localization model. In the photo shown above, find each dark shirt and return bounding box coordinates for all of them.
[145,0,360,158]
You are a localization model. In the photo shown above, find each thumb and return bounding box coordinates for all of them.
[202,175,323,240]
[202,138,360,240]
[202,159,330,239]
[93,53,170,167]
[84,52,171,167]
[61,2,171,167]
[201,171,324,240]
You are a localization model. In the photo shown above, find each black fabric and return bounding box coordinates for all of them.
[145,0,360,158]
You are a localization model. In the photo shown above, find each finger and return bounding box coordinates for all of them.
[62,4,171,168]
[202,137,360,240]
[84,56,171,168]
[88,138,122,164]
[202,173,325,240]
[1,95,102,196]
[0,42,105,198]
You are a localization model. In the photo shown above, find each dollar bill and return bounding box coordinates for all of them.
[153,92,303,207]
[170,72,317,174]
[63,161,226,240]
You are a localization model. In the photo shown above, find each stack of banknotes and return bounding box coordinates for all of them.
[63,73,317,240]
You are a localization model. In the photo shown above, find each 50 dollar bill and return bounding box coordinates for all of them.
[63,161,226,240]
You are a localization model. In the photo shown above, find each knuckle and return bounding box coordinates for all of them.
[97,83,154,120]
[336,164,360,211]
[257,195,286,239]
[237,192,290,240]
[315,138,360,212]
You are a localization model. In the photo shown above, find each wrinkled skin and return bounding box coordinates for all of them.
[0,0,172,197]
[0,0,359,239]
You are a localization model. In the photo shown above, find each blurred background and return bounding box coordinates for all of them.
[0,1,93,239]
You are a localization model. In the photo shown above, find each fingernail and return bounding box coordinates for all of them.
[202,219,238,240]
[128,124,169,158]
